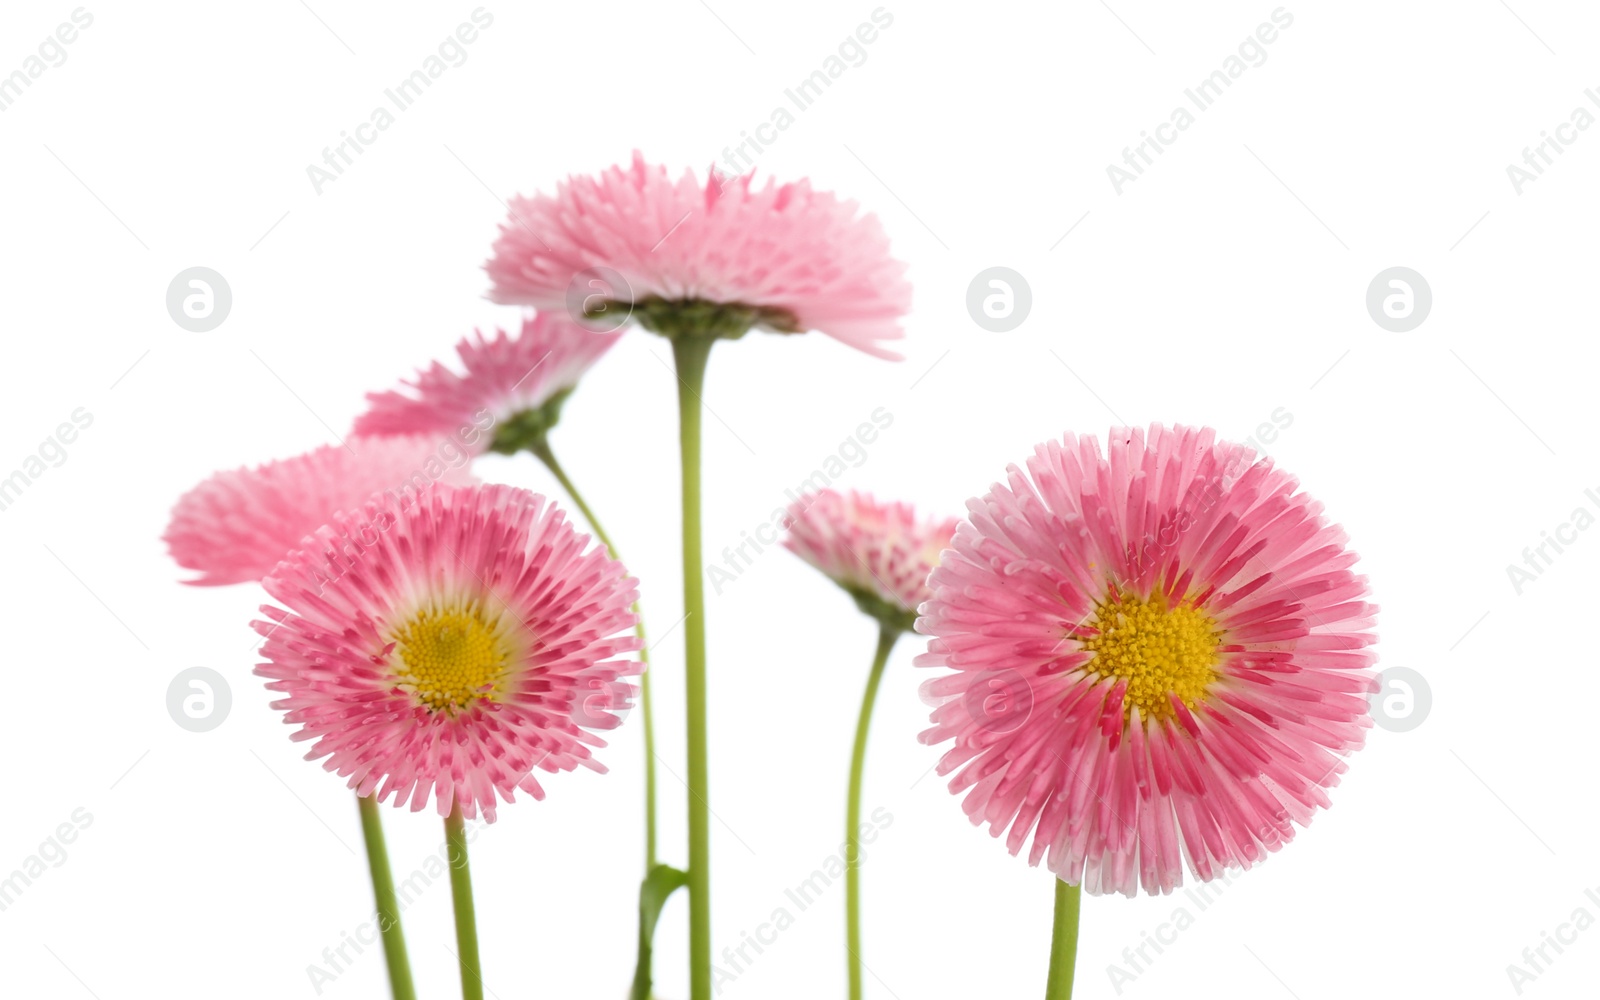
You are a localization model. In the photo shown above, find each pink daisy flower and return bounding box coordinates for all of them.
[254,483,641,822]
[353,313,621,455]
[165,437,475,586]
[484,152,912,358]
[784,489,957,630]
[916,425,1378,897]
[784,488,957,998]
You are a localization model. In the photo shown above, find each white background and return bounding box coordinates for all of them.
[0,1,1595,997]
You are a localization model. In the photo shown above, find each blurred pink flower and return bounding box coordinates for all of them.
[353,313,620,453]
[783,489,955,629]
[165,437,475,586]
[254,483,641,822]
[917,425,1378,897]
[485,152,911,358]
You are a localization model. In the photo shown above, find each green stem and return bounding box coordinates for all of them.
[445,804,484,1000]
[529,438,670,1000]
[528,438,659,868]
[845,626,899,1000]
[672,335,715,1000]
[630,863,688,1000]
[356,795,416,1000]
[1044,879,1081,1000]
[632,901,660,1000]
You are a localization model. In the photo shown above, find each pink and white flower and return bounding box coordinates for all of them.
[254,483,641,821]
[353,313,620,453]
[484,152,912,358]
[917,425,1378,896]
[165,437,475,586]
[783,489,956,628]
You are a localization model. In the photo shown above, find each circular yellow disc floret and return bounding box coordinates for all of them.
[1079,591,1221,722]
[390,604,513,713]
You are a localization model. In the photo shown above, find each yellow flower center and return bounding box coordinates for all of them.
[389,604,513,713]
[1079,592,1221,722]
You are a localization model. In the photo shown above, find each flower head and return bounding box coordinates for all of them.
[165,437,475,586]
[254,483,641,821]
[783,490,956,631]
[916,425,1378,897]
[485,152,912,358]
[353,313,620,455]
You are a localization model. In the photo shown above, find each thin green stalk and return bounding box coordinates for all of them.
[527,438,659,867]
[672,335,715,1000]
[528,438,676,1000]
[1044,879,1081,1000]
[630,863,688,1000]
[356,794,416,1000]
[445,803,484,1000]
[845,625,899,1000]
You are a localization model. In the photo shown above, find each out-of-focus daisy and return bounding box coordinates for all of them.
[782,488,955,1000]
[164,437,475,586]
[353,313,620,456]
[484,152,911,358]
[166,436,476,998]
[486,154,912,1000]
[918,424,1378,902]
[784,489,956,631]
[254,482,641,822]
